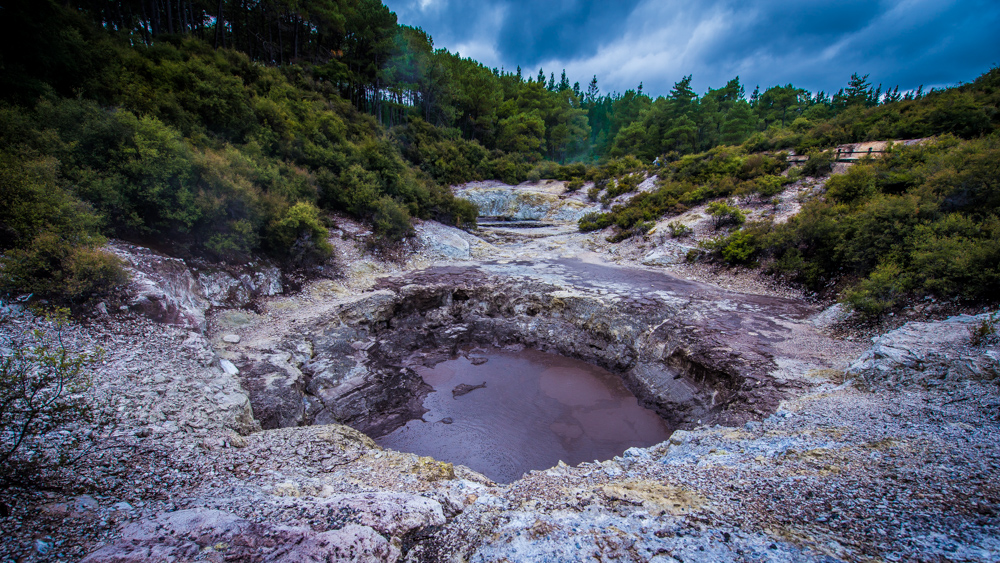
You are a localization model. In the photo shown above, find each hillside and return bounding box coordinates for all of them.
[1,1,997,313]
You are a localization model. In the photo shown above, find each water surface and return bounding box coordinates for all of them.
[375,347,672,483]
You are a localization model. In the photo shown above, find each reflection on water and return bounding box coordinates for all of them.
[375,347,672,483]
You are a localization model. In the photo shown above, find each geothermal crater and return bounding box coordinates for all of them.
[234,258,826,483]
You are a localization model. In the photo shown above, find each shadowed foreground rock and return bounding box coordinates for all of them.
[82,493,446,563]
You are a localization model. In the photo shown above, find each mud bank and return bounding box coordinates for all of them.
[224,259,849,444]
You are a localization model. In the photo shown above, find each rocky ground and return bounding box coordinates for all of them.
[1,178,998,562]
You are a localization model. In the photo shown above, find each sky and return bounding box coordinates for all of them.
[382,0,1000,98]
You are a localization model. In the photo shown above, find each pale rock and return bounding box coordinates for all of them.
[219,358,239,375]
[319,492,446,537]
[82,510,397,563]
[454,182,600,222]
[197,265,283,308]
[642,244,695,266]
[415,221,472,260]
[847,312,1000,388]
[108,241,210,331]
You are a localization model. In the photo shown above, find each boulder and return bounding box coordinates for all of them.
[847,312,1000,388]
[242,353,309,429]
[318,492,446,536]
[81,509,399,563]
[641,244,695,266]
[454,182,599,222]
[415,221,471,260]
[108,241,210,331]
[196,264,283,308]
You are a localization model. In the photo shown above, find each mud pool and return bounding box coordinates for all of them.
[375,347,673,483]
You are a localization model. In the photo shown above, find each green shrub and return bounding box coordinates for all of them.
[720,231,757,264]
[801,149,835,177]
[603,156,645,178]
[441,197,479,228]
[489,153,533,184]
[607,221,653,242]
[602,173,643,201]
[706,200,746,229]
[371,196,414,241]
[266,202,333,265]
[825,163,878,205]
[204,219,260,262]
[667,222,693,238]
[0,232,128,302]
[843,262,912,317]
[0,311,110,489]
[578,212,612,232]
[565,178,584,192]
[753,175,786,198]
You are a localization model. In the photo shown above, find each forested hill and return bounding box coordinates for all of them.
[0,0,998,307]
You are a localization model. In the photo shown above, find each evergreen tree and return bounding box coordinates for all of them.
[843,72,873,106]
[585,76,600,104]
[558,70,570,92]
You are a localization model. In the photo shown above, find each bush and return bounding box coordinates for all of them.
[266,202,333,265]
[706,200,746,229]
[843,262,912,317]
[667,222,693,238]
[825,163,878,205]
[0,311,112,490]
[801,149,835,177]
[0,232,128,302]
[602,173,643,202]
[578,211,612,232]
[587,185,602,202]
[607,221,653,243]
[565,178,584,192]
[753,175,786,198]
[371,196,414,241]
[720,231,757,264]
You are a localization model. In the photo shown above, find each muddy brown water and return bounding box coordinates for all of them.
[375,347,673,483]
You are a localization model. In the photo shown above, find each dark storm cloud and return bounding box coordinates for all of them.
[382,0,1000,97]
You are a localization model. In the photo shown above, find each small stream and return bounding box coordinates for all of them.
[375,347,672,483]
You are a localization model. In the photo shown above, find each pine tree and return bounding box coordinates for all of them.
[586,76,599,104]
[558,69,570,91]
[844,73,873,106]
